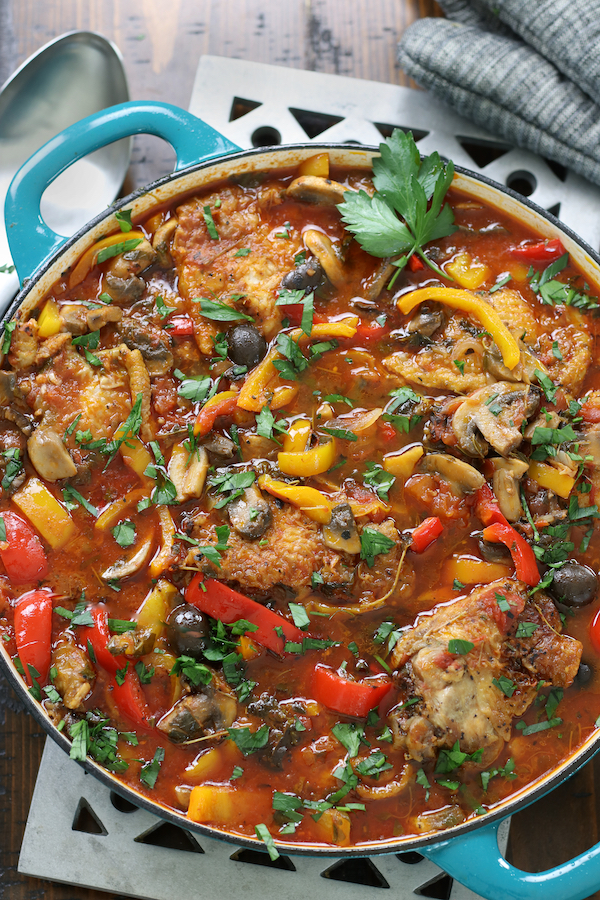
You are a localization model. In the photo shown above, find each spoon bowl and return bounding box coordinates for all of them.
[0,30,130,306]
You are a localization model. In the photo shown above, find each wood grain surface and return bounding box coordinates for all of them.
[1,1,600,899]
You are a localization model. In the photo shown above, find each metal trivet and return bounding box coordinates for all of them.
[20,739,508,900]
[19,54,599,899]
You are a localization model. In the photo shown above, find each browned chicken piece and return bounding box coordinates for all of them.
[537,324,591,395]
[8,319,39,370]
[388,578,581,766]
[172,183,317,353]
[188,500,353,595]
[52,635,95,709]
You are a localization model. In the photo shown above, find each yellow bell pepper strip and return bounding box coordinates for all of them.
[12,477,78,550]
[68,231,146,288]
[194,390,238,437]
[237,319,359,413]
[298,152,329,178]
[37,299,62,338]
[258,474,332,524]
[187,784,238,824]
[116,429,154,486]
[528,460,576,500]
[149,507,176,578]
[283,417,312,453]
[383,445,424,480]
[278,435,337,478]
[95,487,147,532]
[444,252,490,290]
[136,579,179,638]
[397,287,520,370]
[445,555,511,586]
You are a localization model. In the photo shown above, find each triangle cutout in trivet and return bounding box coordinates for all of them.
[547,202,562,218]
[374,122,429,143]
[134,821,204,853]
[413,872,454,899]
[289,107,344,138]
[321,857,390,889]
[72,798,108,836]
[229,96,263,122]
[229,847,296,871]
[396,851,424,865]
[457,137,511,169]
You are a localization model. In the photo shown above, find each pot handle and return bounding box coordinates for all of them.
[4,100,241,284]
[421,816,600,900]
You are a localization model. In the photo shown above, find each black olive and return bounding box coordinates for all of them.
[576,662,593,685]
[548,561,598,608]
[280,256,324,292]
[228,324,267,370]
[477,534,512,564]
[167,604,210,658]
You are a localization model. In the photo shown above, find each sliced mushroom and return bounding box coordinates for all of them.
[281,255,325,292]
[157,689,237,744]
[362,258,396,303]
[322,503,361,554]
[0,405,33,436]
[407,305,445,338]
[203,434,237,464]
[107,237,156,279]
[523,409,561,441]
[304,230,345,288]
[452,382,541,458]
[59,304,89,335]
[421,453,484,494]
[168,444,209,503]
[489,458,529,522]
[52,635,95,709]
[119,319,174,377]
[101,533,154,582]
[227,484,272,539]
[326,407,383,436]
[103,274,146,305]
[152,217,178,268]
[86,304,123,331]
[27,426,77,481]
[285,175,347,206]
[107,626,156,658]
[483,339,543,384]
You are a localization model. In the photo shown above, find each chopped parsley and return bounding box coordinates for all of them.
[96,237,142,264]
[228,724,270,755]
[140,747,165,788]
[170,655,213,686]
[435,741,483,774]
[447,638,474,655]
[195,298,253,321]
[276,288,314,335]
[493,675,516,698]
[355,750,393,780]
[363,462,395,500]
[332,722,365,758]
[115,209,133,232]
[202,205,219,240]
[360,526,395,568]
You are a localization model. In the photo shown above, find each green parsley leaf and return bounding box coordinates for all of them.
[363,462,395,500]
[321,426,358,442]
[69,719,89,761]
[516,622,538,638]
[535,370,558,403]
[1,447,23,493]
[453,579,465,591]
[196,298,253,321]
[96,238,142,264]
[337,130,456,282]
[228,724,270,755]
[115,209,133,232]
[134,661,155,684]
[416,767,431,800]
[0,263,15,274]
[489,272,511,293]
[255,823,279,860]
[231,765,244,780]
[1,321,15,355]
[170,655,213,686]
[516,718,562,736]
[140,747,165,788]
[448,639,474,655]
[202,205,219,239]
[60,484,99,518]
[54,600,94,628]
[493,675,516,697]
[235,248,251,257]
[273,332,309,380]
[552,341,563,360]
[174,369,212,404]
[323,393,353,407]
[454,359,465,376]
[289,602,311,630]
[435,740,483,773]
[107,618,137,634]
[355,750,393,780]
[43,684,62,704]
[332,722,365,758]
[360,526,395,568]
[155,294,176,319]
[495,592,511,612]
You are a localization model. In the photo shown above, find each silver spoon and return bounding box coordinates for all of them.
[0,31,130,309]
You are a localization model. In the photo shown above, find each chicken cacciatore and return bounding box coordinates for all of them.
[2,132,600,854]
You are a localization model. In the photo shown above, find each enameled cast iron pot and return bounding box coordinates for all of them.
[3,100,600,900]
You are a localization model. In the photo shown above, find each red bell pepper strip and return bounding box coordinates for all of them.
[475,484,510,528]
[312,664,392,717]
[355,319,388,342]
[482,523,540,586]
[0,511,48,584]
[186,573,304,655]
[14,588,53,685]
[166,315,195,336]
[511,238,565,263]
[80,606,126,676]
[410,516,443,553]
[194,394,238,438]
[408,253,425,271]
[111,668,153,730]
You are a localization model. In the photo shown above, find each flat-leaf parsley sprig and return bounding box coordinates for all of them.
[336,130,456,288]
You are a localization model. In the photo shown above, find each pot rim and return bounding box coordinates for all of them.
[4,139,600,857]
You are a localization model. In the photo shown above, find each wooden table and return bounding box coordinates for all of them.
[1,1,600,898]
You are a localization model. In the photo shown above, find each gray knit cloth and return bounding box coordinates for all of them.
[398,0,600,186]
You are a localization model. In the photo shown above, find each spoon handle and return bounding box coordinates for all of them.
[4,100,241,285]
